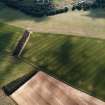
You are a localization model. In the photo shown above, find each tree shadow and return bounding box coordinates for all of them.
[2,66,38,95]
[90,64,105,100]
[0,6,50,22]
[18,33,105,100]
[36,37,87,88]
[0,31,14,53]
[55,38,72,65]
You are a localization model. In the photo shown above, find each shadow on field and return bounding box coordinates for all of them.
[37,38,87,87]
[0,31,14,53]
[91,64,105,98]
[0,8,50,23]
[56,38,72,65]
[55,39,87,86]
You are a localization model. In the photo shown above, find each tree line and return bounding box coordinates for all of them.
[1,0,69,17]
[1,0,55,17]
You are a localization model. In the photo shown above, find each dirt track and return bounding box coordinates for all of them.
[11,71,105,105]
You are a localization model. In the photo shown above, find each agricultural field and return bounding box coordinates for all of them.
[0,22,105,101]
[0,1,105,104]
[21,32,105,101]
[0,23,34,87]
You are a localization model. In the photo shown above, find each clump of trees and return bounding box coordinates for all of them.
[92,0,105,8]
[1,0,55,17]
[72,0,105,11]
[1,0,69,17]
[47,7,68,16]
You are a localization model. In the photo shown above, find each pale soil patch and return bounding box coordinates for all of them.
[0,7,105,39]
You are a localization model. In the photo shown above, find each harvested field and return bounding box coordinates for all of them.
[11,71,105,105]
[0,5,105,39]
[22,32,105,100]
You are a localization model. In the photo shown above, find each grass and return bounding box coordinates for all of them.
[0,54,34,87]
[0,23,34,105]
[0,23,34,87]
[21,32,105,100]
[0,23,23,53]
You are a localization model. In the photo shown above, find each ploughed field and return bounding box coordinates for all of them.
[11,71,105,105]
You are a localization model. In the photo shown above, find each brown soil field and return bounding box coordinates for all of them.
[11,71,105,105]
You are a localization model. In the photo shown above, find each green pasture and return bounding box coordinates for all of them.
[22,33,105,100]
[0,23,34,87]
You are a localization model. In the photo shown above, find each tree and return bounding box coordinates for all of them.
[92,0,105,8]
[1,0,55,17]
[32,0,55,16]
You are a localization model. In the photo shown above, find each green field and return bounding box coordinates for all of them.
[0,23,34,87]
[0,1,105,104]
[0,21,105,101]
[21,33,105,100]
